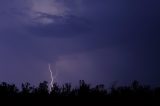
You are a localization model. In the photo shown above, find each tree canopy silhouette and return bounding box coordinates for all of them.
[0,80,159,105]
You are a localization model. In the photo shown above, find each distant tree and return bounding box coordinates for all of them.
[91,84,107,97]
[50,83,61,97]
[0,82,19,97]
[78,80,91,96]
[61,83,72,96]
[36,81,49,96]
[131,80,151,98]
[21,82,33,97]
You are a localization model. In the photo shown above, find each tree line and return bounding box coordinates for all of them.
[0,80,160,100]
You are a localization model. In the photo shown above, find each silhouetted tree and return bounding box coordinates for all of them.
[0,82,18,97]
[50,83,61,97]
[61,83,72,96]
[91,84,107,97]
[78,80,91,96]
[34,81,49,97]
[131,80,152,99]
[21,82,33,97]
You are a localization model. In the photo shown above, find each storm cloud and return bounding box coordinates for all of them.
[0,0,160,86]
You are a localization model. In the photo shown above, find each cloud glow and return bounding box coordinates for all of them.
[29,0,69,25]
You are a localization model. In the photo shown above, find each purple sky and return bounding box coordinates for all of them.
[0,0,160,87]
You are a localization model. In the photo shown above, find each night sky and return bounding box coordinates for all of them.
[0,0,160,87]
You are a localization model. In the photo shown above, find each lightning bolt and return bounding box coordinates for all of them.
[48,64,54,91]
[48,64,57,91]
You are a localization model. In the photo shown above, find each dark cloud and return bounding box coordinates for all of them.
[0,0,160,86]
[27,15,91,37]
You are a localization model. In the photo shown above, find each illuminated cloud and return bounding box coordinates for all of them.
[31,0,68,15]
[28,0,68,24]
[26,0,83,25]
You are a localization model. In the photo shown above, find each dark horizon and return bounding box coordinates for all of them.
[0,0,160,87]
